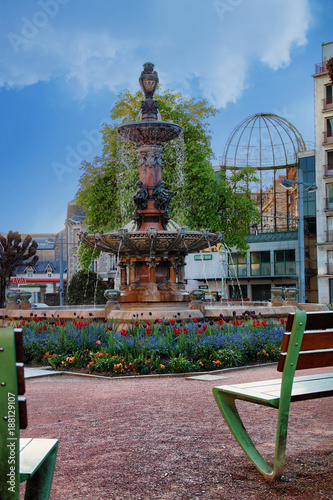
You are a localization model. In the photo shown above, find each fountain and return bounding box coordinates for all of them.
[81,63,223,308]
[1,64,328,326]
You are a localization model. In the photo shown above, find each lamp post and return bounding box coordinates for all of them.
[281,171,318,303]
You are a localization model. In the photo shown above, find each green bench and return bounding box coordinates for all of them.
[213,309,333,481]
[0,327,58,499]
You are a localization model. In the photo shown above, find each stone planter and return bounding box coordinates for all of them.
[5,291,20,310]
[189,289,205,313]
[19,291,32,310]
[271,287,284,306]
[104,289,121,315]
[285,288,298,304]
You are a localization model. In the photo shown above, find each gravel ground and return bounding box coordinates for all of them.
[20,365,333,499]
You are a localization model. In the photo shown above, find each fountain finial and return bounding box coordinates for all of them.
[139,62,159,99]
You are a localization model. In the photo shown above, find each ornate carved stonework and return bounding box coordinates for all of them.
[140,99,159,119]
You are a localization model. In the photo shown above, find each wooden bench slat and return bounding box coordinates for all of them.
[14,328,24,362]
[278,348,333,371]
[17,362,25,395]
[214,373,333,405]
[301,310,333,330]
[19,396,28,429]
[281,330,333,352]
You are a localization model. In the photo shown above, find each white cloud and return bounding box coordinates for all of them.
[0,0,311,107]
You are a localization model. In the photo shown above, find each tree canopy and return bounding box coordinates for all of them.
[76,87,260,264]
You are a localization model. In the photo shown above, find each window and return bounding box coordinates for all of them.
[228,253,247,277]
[328,217,333,242]
[327,184,333,209]
[109,255,117,271]
[26,267,34,278]
[274,249,296,275]
[229,284,248,299]
[252,284,271,301]
[250,252,270,276]
[328,151,333,169]
[327,118,333,137]
[326,85,332,104]
[328,251,333,275]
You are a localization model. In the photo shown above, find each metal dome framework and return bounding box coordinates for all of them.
[221,113,307,234]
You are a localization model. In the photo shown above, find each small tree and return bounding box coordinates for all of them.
[0,231,38,308]
[327,56,333,85]
[66,270,107,305]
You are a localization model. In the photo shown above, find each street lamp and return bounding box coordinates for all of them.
[281,171,318,303]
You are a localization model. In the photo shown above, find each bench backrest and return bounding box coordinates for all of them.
[278,310,333,372]
[0,327,26,495]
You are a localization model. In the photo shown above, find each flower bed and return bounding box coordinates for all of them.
[19,311,287,376]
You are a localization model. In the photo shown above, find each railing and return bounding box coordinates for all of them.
[323,97,333,111]
[315,61,328,74]
[325,198,333,210]
[324,164,333,176]
[326,230,333,242]
[323,131,333,144]
[327,262,333,275]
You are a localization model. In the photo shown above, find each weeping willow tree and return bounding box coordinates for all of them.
[76,88,260,267]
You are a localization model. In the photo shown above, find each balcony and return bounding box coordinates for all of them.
[324,164,333,177]
[323,97,333,111]
[315,61,328,74]
[325,198,333,210]
[323,131,333,145]
[326,230,333,242]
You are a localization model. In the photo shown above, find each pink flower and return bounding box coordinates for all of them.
[96,340,101,345]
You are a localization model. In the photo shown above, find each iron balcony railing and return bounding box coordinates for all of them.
[315,61,328,74]
[324,164,333,176]
[323,97,333,111]
[325,198,333,210]
[323,131,333,144]
[326,230,333,242]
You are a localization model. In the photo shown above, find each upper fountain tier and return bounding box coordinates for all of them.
[118,62,182,145]
[118,121,182,145]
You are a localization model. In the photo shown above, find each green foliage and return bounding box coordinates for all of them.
[76,87,260,262]
[66,269,107,305]
[327,56,333,85]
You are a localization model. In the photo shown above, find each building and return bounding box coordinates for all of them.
[9,233,67,305]
[65,200,118,288]
[314,42,333,303]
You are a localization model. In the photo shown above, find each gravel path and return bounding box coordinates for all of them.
[21,365,333,499]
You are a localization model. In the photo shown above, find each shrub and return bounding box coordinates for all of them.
[66,269,107,305]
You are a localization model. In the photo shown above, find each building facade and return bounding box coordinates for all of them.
[314,42,333,303]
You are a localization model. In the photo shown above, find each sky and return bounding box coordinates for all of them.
[0,0,332,234]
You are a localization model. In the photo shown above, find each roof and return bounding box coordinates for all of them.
[66,199,86,222]
[15,260,68,274]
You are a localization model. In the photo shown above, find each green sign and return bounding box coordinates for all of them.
[194,254,212,261]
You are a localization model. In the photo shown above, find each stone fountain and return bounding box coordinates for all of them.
[81,63,223,307]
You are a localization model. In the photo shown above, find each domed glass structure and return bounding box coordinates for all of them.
[221,113,307,234]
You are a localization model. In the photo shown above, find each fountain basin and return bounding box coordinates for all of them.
[81,227,223,256]
[118,121,182,145]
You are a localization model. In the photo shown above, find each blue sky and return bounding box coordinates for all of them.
[0,0,332,234]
